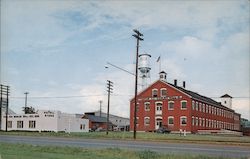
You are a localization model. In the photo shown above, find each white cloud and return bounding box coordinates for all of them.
[233,98,250,120]
[159,36,215,58]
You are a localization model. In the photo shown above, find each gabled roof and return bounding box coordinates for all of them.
[220,94,232,98]
[132,79,234,112]
[84,114,107,123]
[163,81,233,111]
[165,83,234,111]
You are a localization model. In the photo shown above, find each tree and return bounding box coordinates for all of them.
[22,106,35,114]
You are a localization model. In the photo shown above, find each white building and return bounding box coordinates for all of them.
[1,110,89,133]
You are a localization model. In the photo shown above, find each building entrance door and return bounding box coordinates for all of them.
[155,118,162,130]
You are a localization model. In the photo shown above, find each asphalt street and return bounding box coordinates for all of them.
[0,135,250,158]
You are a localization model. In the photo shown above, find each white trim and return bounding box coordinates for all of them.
[159,80,192,98]
[130,80,192,101]
[168,116,174,125]
[160,88,167,97]
[168,101,174,110]
[180,100,187,110]
[155,116,162,119]
[180,116,187,126]
[144,102,150,111]
[152,88,158,97]
[144,117,150,125]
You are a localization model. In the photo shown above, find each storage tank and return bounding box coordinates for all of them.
[138,53,151,89]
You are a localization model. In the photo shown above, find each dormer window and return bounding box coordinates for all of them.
[152,89,158,97]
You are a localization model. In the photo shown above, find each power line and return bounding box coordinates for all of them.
[9,95,249,99]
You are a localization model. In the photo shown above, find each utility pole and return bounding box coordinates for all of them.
[0,85,2,130]
[0,84,10,132]
[106,80,113,135]
[24,92,29,114]
[132,29,143,139]
[99,100,103,117]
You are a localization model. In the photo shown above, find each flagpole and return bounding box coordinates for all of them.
[159,56,161,72]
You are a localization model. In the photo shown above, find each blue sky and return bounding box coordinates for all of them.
[1,0,249,119]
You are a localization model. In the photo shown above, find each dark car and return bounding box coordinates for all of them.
[156,127,171,134]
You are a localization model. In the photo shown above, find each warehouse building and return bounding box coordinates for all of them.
[1,110,89,133]
[130,71,241,134]
[84,111,130,131]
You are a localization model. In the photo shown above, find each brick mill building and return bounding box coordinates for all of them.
[130,71,241,133]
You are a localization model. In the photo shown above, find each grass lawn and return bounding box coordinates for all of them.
[0,131,250,146]
[0,142,242,159]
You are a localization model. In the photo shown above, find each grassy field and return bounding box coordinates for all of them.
[0,142,243,159]
[0,131,250,146]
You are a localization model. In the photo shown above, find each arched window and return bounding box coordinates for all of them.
[152,89,158,97]
[181,100,187,109]
[160,88,167,97]
[180,116,187,125]
[168,116,174,125]
[168,101,174,110]
[144,102,150,111]
[144,117,150,125]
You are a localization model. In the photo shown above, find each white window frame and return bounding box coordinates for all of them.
[192,116,195,126]
[144,102,150,111]
[181,100,187,110]
[180,116,187,126]
[152,89,158,97]
[29,120,36,128]
[144,117,150,126]
[168,101,174,110]
[168,116,174,125]
[7,121,12,128]
[160,88,167,97]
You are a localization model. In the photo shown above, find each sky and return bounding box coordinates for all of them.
[0,0,249,120]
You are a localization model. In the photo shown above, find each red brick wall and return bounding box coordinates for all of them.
[130,80,192,132]
[130,80,241,133]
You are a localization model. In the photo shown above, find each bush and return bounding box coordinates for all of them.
[137,150,159,159]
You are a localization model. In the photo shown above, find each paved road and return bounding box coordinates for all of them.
[0,135,250,158]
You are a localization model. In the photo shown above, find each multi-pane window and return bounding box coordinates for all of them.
[181,101,187,109]
[196,102,199,111]
[199,103,202,112]
[160,88,167,97]
[152,89,158,97]
[144,117,150,125]
[29,121,36,128]
[17,121,23,128]
[196,117,198,126]
[192,101,195,110]
[206,105,208,113]
[7,121,12,128]
[202,104,205,112]
[168,101,174,110]
[180,116,187,125]
[168,116,174,125]
[156,102,162,111]
[144,102,150,111]
[192,116,195,126]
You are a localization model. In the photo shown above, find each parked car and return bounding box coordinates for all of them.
[156,127,171,134]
